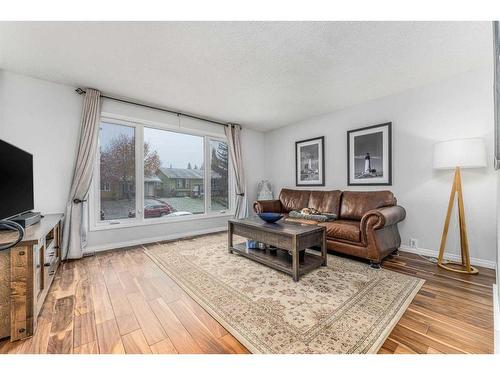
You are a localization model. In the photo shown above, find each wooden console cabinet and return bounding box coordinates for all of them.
[0,214,63,341]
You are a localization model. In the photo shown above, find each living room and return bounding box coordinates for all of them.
[0,1,499,372]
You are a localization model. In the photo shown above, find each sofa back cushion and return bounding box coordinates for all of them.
[279,189,311,213]
[308,190,342,215]
[340,191,396,220]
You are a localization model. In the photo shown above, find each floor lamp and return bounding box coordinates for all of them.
[433,138,486,275]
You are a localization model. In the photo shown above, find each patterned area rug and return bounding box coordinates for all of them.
[143,232,424,354]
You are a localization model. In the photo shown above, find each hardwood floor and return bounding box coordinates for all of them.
[0,238,495,354]
[380,251,495,354]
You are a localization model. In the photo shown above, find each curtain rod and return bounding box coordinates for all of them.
[75,88,233,127]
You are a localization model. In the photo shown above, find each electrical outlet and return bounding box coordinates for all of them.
[410,238,418,249]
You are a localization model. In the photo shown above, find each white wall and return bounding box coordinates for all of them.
[0,70,82,214]
[264,68,497,265]
[0,70,266,251]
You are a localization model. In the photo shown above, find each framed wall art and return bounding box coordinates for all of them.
[295,136,325,186]
[347,122,392,186]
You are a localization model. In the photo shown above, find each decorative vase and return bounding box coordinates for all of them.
[257,180,273,200]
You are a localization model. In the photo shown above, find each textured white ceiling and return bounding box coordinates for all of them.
[0,21,492,131]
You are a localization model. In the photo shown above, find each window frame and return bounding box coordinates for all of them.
[89,113,234,231]
[91,117,140,227]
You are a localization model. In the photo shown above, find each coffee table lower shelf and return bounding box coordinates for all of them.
[230,243,325,278]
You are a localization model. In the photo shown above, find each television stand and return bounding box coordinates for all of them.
[0,213,63,341]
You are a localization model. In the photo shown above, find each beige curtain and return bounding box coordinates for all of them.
[225,124,248,219]
[62,89,101,260]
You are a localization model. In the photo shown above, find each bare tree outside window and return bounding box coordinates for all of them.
[210,140,229,211]
[99,122,136,220]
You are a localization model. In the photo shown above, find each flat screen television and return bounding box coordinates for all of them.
[0,139,34,220]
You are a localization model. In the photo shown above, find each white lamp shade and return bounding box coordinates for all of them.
[433,138,487,169]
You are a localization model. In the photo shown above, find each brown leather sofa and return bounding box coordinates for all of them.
[253,188,406,268]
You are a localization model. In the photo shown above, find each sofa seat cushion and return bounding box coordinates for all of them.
[318,220,361,243]
[283,216,319,226]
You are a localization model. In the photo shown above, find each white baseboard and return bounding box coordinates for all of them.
[493,284,499,354]
[399,245,496,270]
[86,233,497,269]
[84,226,227,254]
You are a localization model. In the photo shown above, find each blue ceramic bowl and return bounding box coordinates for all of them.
[257,212,283,223]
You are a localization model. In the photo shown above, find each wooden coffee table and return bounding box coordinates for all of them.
[228,217,327,282]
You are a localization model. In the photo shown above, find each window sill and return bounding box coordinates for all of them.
[89,212,234,232]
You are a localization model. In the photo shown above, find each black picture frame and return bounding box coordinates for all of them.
[347,122,392,186]
[295,136,325,186]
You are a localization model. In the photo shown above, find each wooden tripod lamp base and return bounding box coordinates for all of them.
[433,138,486,276]
[436,167,478,275]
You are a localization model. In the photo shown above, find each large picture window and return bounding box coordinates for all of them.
[93,117,232,228]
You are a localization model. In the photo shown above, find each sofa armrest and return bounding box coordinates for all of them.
[361,205,406,231]
[253,200,282,214]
